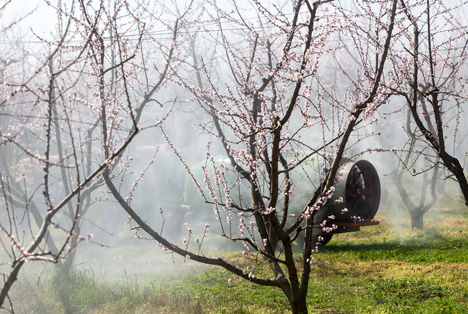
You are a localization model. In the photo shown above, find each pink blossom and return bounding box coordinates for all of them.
[264,207,275,215]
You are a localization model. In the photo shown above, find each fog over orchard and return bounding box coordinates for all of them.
[1,0,468,313]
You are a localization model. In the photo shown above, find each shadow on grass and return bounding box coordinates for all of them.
[323,242,403,253]
[318,235,466,263]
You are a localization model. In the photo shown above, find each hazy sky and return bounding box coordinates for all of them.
[3,0,57,40]
[4,0,468,44]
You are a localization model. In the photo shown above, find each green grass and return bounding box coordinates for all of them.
[7,198,468,313]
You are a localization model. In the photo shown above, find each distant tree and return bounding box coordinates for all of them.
[394,109,439,229]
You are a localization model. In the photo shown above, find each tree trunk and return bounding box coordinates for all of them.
[53,267,75,314]
[58,230,79,274]
[290,296,308,314]
[410,209,424,230]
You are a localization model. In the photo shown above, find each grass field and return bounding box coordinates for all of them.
[7,197,468,314]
